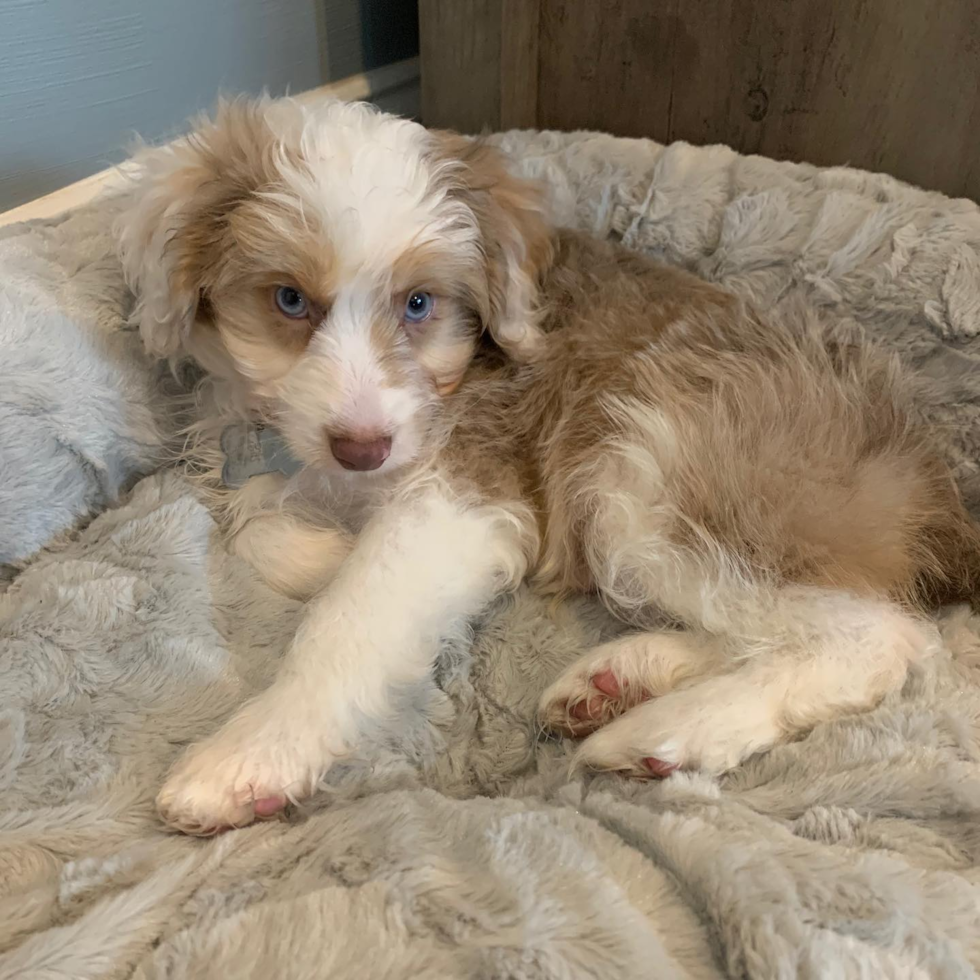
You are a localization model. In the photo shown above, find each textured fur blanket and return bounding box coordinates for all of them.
[2,129,980,980]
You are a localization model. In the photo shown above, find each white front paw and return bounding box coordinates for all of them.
[573,675,783,778]
[157,708,337,835]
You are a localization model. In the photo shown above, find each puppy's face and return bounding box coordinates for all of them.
[192,169,486,475]
[118,98,552,477]
[208,264,475,474]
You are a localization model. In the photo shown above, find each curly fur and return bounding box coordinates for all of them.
[115,96,980,834]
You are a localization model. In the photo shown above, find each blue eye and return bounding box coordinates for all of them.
[404,291,434,323]
[274,285,308,319]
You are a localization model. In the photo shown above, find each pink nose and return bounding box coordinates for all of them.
[329,434,392,471]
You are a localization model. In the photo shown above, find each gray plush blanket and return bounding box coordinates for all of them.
[2,130,980,980]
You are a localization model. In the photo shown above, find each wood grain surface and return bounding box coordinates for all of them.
[421,0,980,200]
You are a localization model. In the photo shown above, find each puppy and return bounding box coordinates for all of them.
[118,97,980,834]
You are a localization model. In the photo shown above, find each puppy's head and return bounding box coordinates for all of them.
[117,97,552,476]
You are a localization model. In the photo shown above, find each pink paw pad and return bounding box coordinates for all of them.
[569,670,625,720]
[565,669,651,731]
[642,758,679,779]
[253,796,287,818]
[590,669,622,698]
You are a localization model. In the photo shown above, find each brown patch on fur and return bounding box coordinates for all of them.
[440,229,980,612]
[159,101,315,302]
[395,292,481,395]
[223,202,337,298]
[390,241,480,299]
[387,244,487,392]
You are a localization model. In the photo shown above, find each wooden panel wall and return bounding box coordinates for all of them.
[420,0,540,131]
[420,0,980,201]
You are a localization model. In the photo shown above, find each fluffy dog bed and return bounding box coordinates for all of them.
[2,128,980,979]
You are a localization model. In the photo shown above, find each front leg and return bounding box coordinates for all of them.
[158,486,531,834]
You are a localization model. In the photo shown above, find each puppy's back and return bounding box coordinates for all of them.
[485,230,980,610]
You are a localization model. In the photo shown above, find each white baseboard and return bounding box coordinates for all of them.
[0,57,420,229]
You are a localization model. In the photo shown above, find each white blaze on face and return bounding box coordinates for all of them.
[322,287,390,437]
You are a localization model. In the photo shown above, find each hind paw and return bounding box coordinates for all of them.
[538,631,723,737]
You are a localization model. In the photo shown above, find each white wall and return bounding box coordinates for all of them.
[0,0,419,210]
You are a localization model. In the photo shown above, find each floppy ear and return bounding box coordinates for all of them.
[116,139,217,358]
[115,98,282,359]
[435,134,554,362]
